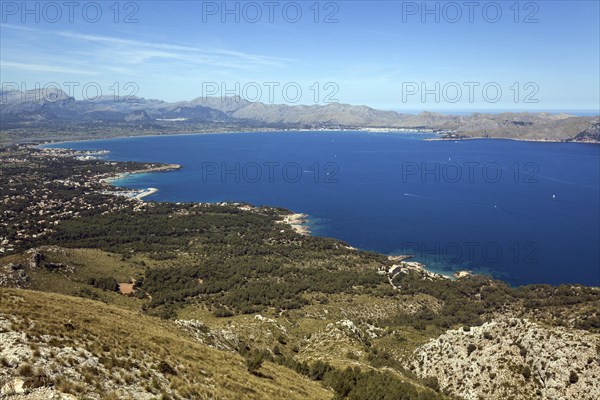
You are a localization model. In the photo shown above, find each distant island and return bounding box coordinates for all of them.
[1,88,598,144]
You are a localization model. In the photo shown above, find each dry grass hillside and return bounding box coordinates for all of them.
[0,289,333,400]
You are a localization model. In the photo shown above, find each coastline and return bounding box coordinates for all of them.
[36,135,598,287]
[134,188,159,200]
[33,127,600,149]
[425,136,600,144]
[280,213,311,235]
[386,255,474,282]
[101,163,182,184]
[36,127,439,148]
[89,150,312,237]
[36,146,181,203]
[98,163,180,202]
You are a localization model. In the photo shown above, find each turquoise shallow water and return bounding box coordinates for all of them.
[47,131,600,286]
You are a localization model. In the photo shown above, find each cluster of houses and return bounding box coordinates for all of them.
[0,146,152,254]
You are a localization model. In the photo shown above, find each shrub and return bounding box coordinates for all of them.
[519,347,528,358]
[24,372,52,389]
[147,306,176,320]
[467,344,477,356]
[309,361,331,381]
[276,334,287,345]
[422,376,440,392]
[158,361,177,375]
[245,351,264,375]
[213,308,234,318]
[87,277,119,292]
[413,320,427,331]
[569,371,579,384]
[76,288,101,300]
[18,363,33,377]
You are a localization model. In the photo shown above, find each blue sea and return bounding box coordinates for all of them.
[46,132,600,287]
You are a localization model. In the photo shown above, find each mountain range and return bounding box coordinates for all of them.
[1,88,598,143]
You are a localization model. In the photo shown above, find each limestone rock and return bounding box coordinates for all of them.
[411,317,600,400]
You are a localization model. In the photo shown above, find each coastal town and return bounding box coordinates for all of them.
[0,145,312,255]
[0,145,179,255]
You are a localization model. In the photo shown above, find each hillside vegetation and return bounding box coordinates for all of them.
[1,145,599,400]
[0,289,332,399]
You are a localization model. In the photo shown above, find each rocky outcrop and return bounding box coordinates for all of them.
[43,263,73,273]
[0,314,171,400]
[175,319,240,351]
[0,263,29,288]
[124,110,152,122]
[0,383,78,400]
[411,317,600,400]
[572,122,600,142]
[28,251,44,269]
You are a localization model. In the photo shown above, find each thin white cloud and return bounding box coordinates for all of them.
[55,30,292,67]
[1,23,292,69]
[0,24,37,33]
[0,61,97,75]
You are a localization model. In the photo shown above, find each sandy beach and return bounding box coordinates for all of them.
[102,163,181,185]
[281,213,310,235]
[98,162,181,202]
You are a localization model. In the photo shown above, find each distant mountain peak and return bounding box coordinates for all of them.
[124,110,152,122]
[1,90,598,143]
[1,88,72,105]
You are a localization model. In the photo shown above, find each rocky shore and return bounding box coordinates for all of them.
[280,213,310,235]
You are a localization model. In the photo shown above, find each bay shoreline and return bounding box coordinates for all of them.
[39,131,598,286]
[38,137,507,283]
[31,125,600,147]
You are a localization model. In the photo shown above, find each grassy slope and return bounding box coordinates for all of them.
[0,247,452,399]
[0,288,333,399]
[4,245,598,400]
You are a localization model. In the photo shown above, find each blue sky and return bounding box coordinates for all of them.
[1,1,599,111]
